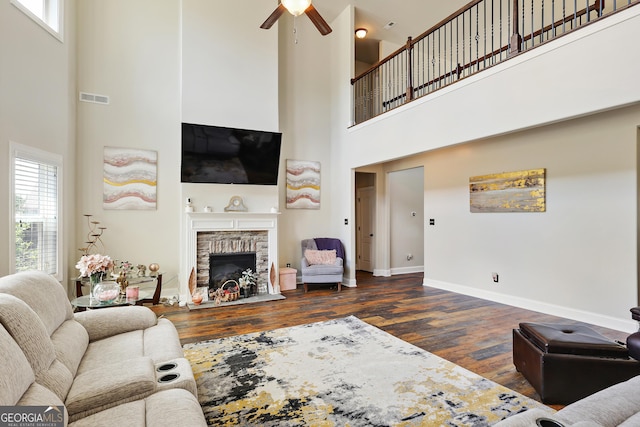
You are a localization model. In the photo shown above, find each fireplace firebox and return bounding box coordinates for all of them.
[209,252,257,296]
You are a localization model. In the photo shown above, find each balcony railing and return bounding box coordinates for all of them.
[351,0,639,125]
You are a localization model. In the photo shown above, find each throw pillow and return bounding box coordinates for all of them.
[305,249,337,265]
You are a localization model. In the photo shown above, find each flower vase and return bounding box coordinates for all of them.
[89,272,103,301]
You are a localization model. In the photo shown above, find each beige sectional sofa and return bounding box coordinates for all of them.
[495,375,640,426]
[0,271,206,426]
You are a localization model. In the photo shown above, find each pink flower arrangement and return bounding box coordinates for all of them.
[75,253,114,278]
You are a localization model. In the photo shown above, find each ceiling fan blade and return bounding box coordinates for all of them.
[260,3,286,30]
[305,4,332,35]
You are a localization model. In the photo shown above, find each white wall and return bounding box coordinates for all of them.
[180,0,280,215]
[276,8,343,272]
[388,167,424,273]
[422,105,638,332]
[76,0,181,283]
[0,0,76,284]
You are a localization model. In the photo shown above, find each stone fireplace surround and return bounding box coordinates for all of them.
[182,212,279,301]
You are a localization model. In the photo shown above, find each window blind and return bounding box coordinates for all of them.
[14,156,59,276]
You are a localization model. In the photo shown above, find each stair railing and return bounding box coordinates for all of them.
[351,0,638,126]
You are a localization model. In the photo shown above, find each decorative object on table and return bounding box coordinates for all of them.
[188,267,197,296]
[125,285,139,300]
[75,253,114,301]
[286,159,320,209]
[469,168,546,213]
[148,263,160,276]
[240,268,258,297]
[78,214,107,256]
[183,316,546,426]
[93,281,120,303]
[103,146,157,210]
[224,195,247,212]
[136,264,146,277]
[191,288,204,305]
[213,280,240,305]
[185,197,194,213]
[203,205,212,213]
[116,271,129,294]
[270,262,278,293]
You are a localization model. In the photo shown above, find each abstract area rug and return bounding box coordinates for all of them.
[183,316,547,426]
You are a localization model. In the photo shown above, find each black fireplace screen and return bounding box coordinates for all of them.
[209,252,256,289]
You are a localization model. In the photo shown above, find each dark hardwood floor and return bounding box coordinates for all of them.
[151,271,629,409]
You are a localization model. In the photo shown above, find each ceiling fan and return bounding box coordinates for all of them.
[260,0,332,36]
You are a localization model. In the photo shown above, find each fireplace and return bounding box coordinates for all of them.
[182,211,279,300]
[209,252,257,296]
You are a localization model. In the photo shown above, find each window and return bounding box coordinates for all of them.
[11,142,63,280]
[11,0,63,41]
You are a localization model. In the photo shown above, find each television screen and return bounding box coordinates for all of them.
[181,123,282,185]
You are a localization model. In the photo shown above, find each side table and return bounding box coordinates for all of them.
[71,289,152,309]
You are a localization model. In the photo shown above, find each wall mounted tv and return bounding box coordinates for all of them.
[181,122,282,185]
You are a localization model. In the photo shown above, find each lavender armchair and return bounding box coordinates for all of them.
[301,238,344,292]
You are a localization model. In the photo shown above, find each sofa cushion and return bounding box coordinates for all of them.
[0,294,55,374]
[66,357,156,421]
[302,262,344,276]
[304,249,337,265]
[51,320,89,377]
[0,294,74,401]
[68,389,206,427]
[0,271,73,336]
[555,375,640,426]
[0,324,35,405]
[76,330,144,376]
[17,383,68,424]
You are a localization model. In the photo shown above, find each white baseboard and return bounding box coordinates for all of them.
[373,269,391,277]
[390,266,424,275]
[424,278,637,334]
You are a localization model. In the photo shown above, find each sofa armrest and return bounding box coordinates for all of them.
[301,257,310,268]
[493,408,557,426]
[74,306,158,342]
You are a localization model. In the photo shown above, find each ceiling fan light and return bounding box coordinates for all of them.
[282,0,312,16]
[355,28,368,39]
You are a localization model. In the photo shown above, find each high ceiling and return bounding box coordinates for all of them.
[280,0,472,64]
[315,0,470,46]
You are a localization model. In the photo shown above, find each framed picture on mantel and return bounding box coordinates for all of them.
[286,159,320,210]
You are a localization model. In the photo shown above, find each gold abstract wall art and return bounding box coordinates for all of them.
[103,147,157,210]
[286,159,320,209]
[469,168,546,213]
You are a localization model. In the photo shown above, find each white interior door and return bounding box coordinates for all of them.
[357,186,375,272]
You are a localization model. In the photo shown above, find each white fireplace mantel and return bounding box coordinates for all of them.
[181,211,280,300]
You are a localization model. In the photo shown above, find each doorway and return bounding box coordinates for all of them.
[356,172,376,272]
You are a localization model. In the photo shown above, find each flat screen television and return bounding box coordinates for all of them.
[181,122,282,185]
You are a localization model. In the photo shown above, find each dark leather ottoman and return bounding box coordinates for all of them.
[513,322,640,405]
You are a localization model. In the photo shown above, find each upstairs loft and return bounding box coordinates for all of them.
[351,0,640,126]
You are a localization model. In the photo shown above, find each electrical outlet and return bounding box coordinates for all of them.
[492,272,499,283]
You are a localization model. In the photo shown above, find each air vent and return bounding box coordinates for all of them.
[383,21,396,30]
[79,92,110,105]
